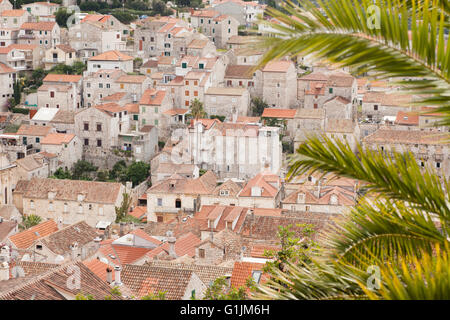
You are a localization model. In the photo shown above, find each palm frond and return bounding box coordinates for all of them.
[254,0,450,124]
[288,134,450,223]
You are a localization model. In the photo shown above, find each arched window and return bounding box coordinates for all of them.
[30,200,35,209]
[175,198,181,208]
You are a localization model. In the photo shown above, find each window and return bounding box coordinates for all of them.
[36,245,42,250]
[154,119,158,125]
[36,137,40,143]
[199,249,205,258]
[84,138,89,146]
[314,103,318,109]
[157,198,162,206]
[84,123,89,131]
[374,105,379,111]
[199,63,204,69]
[99,83,103,88]
[420,161,425,167]
[175,198,181,208]
[185,90,189,96]
[154,107,158,113]
[97,139,102,147]
[194,91,198,97]
[50,91,54,98]
[157,216,163,222]
[220,190,229,196]
[185,80,189,85]
[329,87,333,94]
[182,62,187,68]
[64,203,68,212]
[185,100,190,106]
[78,204,83,214]
[30,200,34,209]
[436,162,441,168]
[96,123,102,132]
[89,204,92,210]
[48,202,54,211]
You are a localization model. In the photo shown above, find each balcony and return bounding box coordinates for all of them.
[154,206,182,214]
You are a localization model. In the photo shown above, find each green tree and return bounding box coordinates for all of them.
[71,160,97,180]
[250,97,268,117]
[252,0,450,300]
[19,214,42,230]
[188,98,207,119]
[141,291,166,300]
[124,161,150,187]
[115,193,132,223]
[51,167,72,180]
[13,81,21,106]
[203,277,248,300]
[55,8,72,28]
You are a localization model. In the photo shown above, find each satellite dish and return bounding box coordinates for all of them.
[99,257,109,264]
[54,255,64,264]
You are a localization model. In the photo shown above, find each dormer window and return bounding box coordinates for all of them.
[330,195,338,205]
[251,186,261,197]
[220,190,229,196]
[297,192,305,203]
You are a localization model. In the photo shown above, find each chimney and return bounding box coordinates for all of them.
[0,245,10,263]
[106,267,113,284]
[167,236,177,259]
[114,266,122,286]
[314,180,321,198]
[57,217,63,230]
[0,262,9,281]
[119,222,125,237]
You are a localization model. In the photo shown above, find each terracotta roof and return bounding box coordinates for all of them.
[128,206,147,220]
[16,124,52,136]
[250,245,280,258]
[13,261,59,277]
[148,171,218,195]
[55,44,75,53]
[230,261,266,288]
[81,14,111,24]
[49,110,75,124]
[327,73,355,87]
[102,92,127,102]
[262,108,296,119]
[194,205,247,233]
[89,50,133,61]
[129,229,161,246]
[121,264,200,299]
[0,220,16,242]
[8,220,59,250]
[262,60,293,73]
[116,75,147,83]
[364,129,448,145]
[124,103,139,114]
[191,10,219,18]
[43,74,81,83]
[205,87,247,96]
[40,133,75,145]
[240,213,337,241]
[210,179,242,197]
[0,10,26,17]
[82,258,115,282]
[295,108,325,119]
[38,221,98,256]
[0,62,15,74]
[20,21,56,31]
[160,232,201,258]
[8,44,38,51]
[162,108,189,116]
[14,153,48,172]
[298,72,328,82]
[238,171,281,198]
[13,177,122,204]
[99,243,152,266]
[395,111,419,126]
[325,119,355,133]
[139,89,166,105]
[236,116,260,123]
[187,39,209,49]
[224,65,254,79]
[95,102,125,114]
[141,59,158,68]
[145,261,232,286]
[0,262,122,300]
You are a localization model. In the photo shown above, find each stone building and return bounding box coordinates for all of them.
[204,87,250,121]
[13,177,125,227]
[262,60,297,108]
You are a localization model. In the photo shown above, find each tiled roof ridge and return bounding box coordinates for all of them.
[0,261,75,299]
